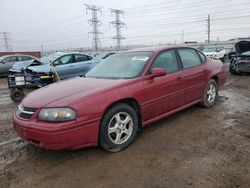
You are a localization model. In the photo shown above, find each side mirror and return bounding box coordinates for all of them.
[149,68,166,79]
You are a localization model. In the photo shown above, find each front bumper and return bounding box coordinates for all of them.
[13,112,100,150]
[237,62,250,73]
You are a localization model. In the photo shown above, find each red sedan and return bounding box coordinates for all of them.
[13,46,226,152]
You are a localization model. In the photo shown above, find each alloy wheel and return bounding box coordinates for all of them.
[207,83,216,104]
[108,112,133,145]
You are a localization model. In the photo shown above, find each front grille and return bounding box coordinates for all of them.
[18,105,37,119]
[239,63,250,72]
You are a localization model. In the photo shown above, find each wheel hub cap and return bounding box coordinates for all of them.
[108,112,133,145]
[207,83,216,104]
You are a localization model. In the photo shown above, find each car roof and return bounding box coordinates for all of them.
[50,52,92,57]
[0,54,36,58]
[126,45,191,53]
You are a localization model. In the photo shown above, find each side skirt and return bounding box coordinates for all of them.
[142,99,202,127]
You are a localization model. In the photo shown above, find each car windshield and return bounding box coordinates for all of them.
[85,51,153,79]
[242,51,250,56]
[95,53,107,59]
[40,54,62,64]
[203,48,216,52]
[95,53,114,59]
[0,56,5,61]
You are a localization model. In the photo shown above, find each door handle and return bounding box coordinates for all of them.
[68,65,74,67]
[203,68,209,72]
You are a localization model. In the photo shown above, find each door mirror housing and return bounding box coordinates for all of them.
[149,68,166,79]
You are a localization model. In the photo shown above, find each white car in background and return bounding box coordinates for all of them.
[203,46,227,62]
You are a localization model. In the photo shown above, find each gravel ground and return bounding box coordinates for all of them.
[0,64,249,188]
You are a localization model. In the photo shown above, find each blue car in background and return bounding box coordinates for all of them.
[10,52,100,79]
[8,52,101,102]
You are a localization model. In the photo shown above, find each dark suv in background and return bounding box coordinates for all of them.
[230,41,250,75]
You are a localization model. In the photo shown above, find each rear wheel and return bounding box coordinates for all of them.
[99,103,138,152]
[10,88,25,102]
[201,79,218,108]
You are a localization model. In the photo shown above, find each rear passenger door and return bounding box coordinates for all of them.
[72,54,94,76]
[177,48,207,105]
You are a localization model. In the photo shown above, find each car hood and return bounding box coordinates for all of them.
[22,77,127,108]
[27,64,51,73]
[235,41,250,54]
[11,60,36,71]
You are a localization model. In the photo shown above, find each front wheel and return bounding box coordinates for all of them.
[201,79,218,108]
[99,103,138,152]
[229,62,239,75]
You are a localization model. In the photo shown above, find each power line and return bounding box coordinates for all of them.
[110,9,126,50]
[85,4,103,52]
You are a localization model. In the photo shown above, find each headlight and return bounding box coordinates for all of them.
[38,108,76,122]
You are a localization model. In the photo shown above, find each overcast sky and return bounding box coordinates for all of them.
[0,0,250,51]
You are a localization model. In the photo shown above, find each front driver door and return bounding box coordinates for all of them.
[53,55,74,79]
[143,49,184,122]
[0,56,18,75]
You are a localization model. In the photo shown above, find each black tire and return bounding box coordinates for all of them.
[229,65,237,75]
[10,88,25,102]
[220,55,226,63]
[201,79,218,108]
[229,62,239,75]
[99,103,138,152]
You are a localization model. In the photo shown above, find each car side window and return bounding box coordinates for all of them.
[3,56,17,63]
[54,55,73,65]
[19,56,32,61]
[178,48,202,69]
[74,54,92,62]
[151,50,179,73]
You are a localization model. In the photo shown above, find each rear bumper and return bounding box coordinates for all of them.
[13,112,100,150]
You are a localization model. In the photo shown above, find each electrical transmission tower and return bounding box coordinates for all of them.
[207,15,211,43]
[110,9,126,50]
[0,32,11,51]
[84,4,103,53]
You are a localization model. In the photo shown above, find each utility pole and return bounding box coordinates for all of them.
[182,30,185,44]
[84,4,102,53]
[40,44,44,56]
[0,32,11,52]
[207,15,211,43]
[110,9,126,51]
